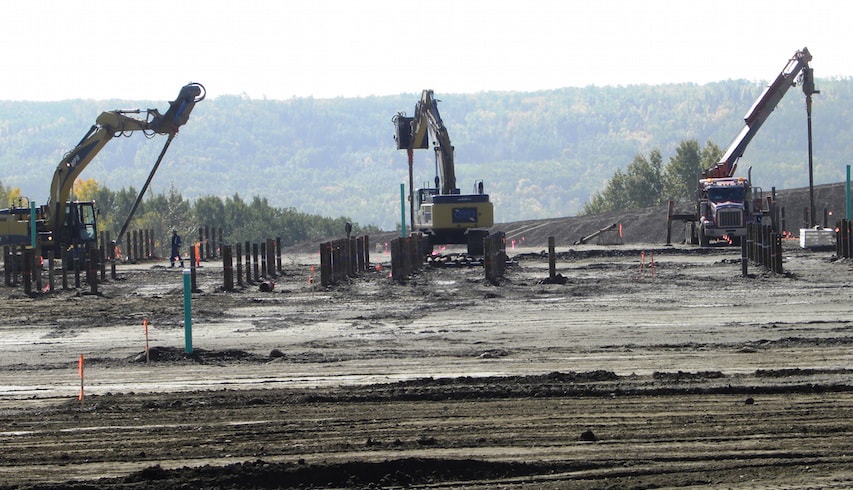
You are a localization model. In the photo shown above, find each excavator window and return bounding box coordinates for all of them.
[452,208,478,224]
[64,202,97,243]
[78,203,97,241]
[417,188,438,205]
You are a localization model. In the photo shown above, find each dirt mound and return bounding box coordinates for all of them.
[128,346,269,364]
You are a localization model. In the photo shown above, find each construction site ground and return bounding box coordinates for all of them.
[0,239,851,489]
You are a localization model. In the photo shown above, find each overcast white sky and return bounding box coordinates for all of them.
[1,0,850,101]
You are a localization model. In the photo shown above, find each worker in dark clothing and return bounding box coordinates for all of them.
[170,229,185,268]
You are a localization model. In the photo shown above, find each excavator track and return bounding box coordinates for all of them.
[426,253,516,269]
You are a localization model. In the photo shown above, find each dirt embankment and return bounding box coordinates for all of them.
[494,181,850,249]
[341,182,850,256]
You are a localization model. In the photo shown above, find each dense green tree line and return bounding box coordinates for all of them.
[2,77,852,228]
[77,180,377,257]
[581,140,723,214]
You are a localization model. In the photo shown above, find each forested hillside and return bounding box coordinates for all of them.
[2,78,852,230]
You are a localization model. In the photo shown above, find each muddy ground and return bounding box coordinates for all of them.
[0,238,851,489]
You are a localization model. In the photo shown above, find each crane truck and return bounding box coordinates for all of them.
[393,90,494,255]
[0,82,205,259]
[688,47,818,246]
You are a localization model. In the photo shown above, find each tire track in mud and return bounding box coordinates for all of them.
[0,379,851,489]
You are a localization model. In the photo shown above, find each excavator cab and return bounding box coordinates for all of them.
[61,202,98,246]
[72,202,97,242]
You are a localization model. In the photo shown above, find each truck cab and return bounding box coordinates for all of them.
[697,177,767,245]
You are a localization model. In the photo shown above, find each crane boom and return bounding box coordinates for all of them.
[410,89,457,195]
[704,47,816,178]
[687,48,818,247]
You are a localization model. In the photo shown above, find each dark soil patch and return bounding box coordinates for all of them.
[128,346,269,364]
[18,458,596,490]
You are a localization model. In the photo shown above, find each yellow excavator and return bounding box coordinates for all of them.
[394,89,494,255]
[0,83,205,258]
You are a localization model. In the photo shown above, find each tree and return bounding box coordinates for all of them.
[0,180,23,208]
[74,179,119,235]
[102,185,191,257]
[582,149,664,214]
[0,180,9,208]
[700,140,723,172]
[72,178,100,202]
[662,140,701,202]
[662,139,724,203]
[192,195,227,231]
[141,186,190,249]
[624,149,664,208]
[111,186,140,235]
